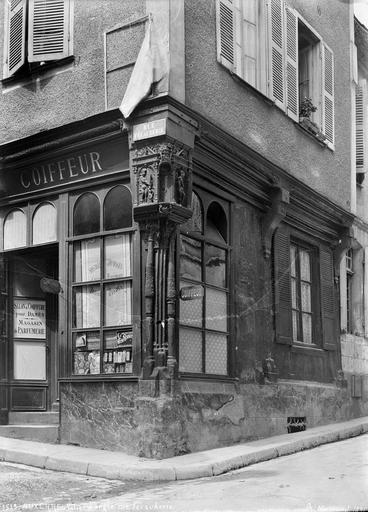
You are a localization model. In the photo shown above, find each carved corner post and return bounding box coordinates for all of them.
[262,186,290,259]
[128,116,197,393]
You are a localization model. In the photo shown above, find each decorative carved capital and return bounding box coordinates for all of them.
[333,227,354,275]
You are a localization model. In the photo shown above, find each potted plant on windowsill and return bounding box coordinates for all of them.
[299,97,326,143]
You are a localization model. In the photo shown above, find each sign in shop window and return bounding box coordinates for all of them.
[13,299,46,339]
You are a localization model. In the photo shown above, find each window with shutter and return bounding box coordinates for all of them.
[356,79,368,177]
[274,227,336,349]
[3,0,73,80]
[215,1,335,146]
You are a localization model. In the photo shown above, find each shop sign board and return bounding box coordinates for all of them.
[2,138,129,198]
[13,299,46,339]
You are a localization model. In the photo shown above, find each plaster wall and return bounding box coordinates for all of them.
[184,0,352,210]
[341,333,368,375]
[0,0,145,143]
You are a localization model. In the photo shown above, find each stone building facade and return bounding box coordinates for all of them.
[0,0,366,458]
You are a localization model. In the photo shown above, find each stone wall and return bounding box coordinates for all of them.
[59,378,368,459]
[341,334,368,375]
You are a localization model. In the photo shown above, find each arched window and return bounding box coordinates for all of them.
[32,203,57,244]
[71,185,134,377]
[104,186,132,231]
[73,193,100,236]
[179,194,229,376]
[4,209,27,249]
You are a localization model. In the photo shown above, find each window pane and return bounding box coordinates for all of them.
[291,277,297,308]
[104,186,132,231]
[179,328,202,373]
[300,249,311,281]
[302,313,312,344]
[181,192,203,235]
[74,238,101,282]
[292,310,298,341]
[4,209,26,249]
[179,281,203,328]
[13,341,46,380]
[205,333,227,375]
[32,203,57,244]
[74,285,100,328]
[180,236,202,281]
[205,288,227,332]
[290,245,296,277]
[73,193,100,235]
[103,331,133,374]
[207,202,227,243]
[73,331,101,375]
[104,234,131,279]
[205,244,226,287]
[104,282,132,326]
[301,282,311,312]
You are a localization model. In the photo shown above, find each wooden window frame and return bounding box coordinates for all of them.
[178,190,231,377]
[68,184,137,379]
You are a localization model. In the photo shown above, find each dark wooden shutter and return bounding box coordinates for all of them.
[216,0,234,71]
[274,226,293,345]
[28,0,70,63]
[5,0,27,78]
[319,246,337,350]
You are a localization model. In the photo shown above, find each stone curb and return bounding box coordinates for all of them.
[0,418,367,482]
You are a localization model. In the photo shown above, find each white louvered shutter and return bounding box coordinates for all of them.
[28,0,70,63]
[356,79,368,174]
[5,0,27,78]
[268,0,286,110]
[285,6,298,121]
[216,0,234,71]
[322,43,335,147]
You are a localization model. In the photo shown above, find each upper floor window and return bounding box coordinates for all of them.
[356,79,367,184]
[3,0,73,80]
[216,0,334,147]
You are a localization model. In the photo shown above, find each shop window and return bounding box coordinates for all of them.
[2,0,73,81]
[179,193,229,376]
[73,193,100,236]
[32,202,57,244]
[4,209,27,249]
[103,186,132,231]
[216,0,334,147]
[274,226,336,350]
[71,186,134,376]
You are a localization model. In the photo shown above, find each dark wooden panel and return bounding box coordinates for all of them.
[11,386,46,411]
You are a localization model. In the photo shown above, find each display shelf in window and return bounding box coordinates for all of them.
[103,330,133,374]
[73,331,101,375]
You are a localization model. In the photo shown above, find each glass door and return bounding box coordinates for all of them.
[9,249,58,411]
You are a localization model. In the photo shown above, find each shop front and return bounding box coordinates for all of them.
[0,120,132,421]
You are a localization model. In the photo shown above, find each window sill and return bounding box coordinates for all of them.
[294,117,328,148]
[2,56,75,90]
[59,375,139,383]
[291,342,324,353]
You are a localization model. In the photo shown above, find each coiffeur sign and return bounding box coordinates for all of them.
[2,138,129,197]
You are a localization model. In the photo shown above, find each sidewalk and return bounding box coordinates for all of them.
[0,416,367,482]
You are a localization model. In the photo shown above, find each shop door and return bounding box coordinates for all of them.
[9,248,58,411]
